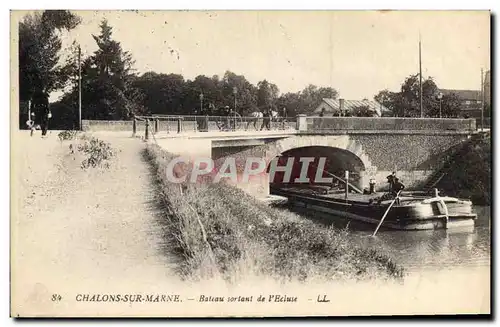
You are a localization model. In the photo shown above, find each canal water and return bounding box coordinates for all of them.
[292,205,491,272]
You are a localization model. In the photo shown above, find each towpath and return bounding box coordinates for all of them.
[12,131,180,316]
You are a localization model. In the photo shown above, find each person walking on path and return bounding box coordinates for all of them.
[32,90,51,138]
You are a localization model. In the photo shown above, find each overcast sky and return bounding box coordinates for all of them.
[48,10,490,101]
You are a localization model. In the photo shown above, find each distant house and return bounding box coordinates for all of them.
[313,98,390,117]
[439,89,483,117]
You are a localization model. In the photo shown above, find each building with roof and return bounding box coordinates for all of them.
[439,88,487,122]
[313,98,390,117]
[439,89,482,111]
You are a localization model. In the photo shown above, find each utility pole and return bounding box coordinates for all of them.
[419,35,423,118]
[78,45,82,131]
[481,68,484,132]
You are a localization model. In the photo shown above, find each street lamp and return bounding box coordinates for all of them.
[437,92,443,118]
[230,87,238,131]
[199,92,204,113]
[232,87,238,114]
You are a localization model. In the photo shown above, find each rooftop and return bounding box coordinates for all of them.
[315,98,390,116]
[440,89,481,100]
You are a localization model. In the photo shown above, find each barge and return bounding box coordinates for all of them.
[270,185,477,230]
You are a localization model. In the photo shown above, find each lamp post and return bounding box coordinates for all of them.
[437,92,443,118]
[199,92,204,113]
[232,87,238,114]
[232,87,238,131]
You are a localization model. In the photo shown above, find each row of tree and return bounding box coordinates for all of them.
[374,75,464,118]
[19,12,340,129]
[19,11,478,130]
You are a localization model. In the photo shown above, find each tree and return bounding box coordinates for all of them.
[183,75,223,114]
[257,80,279,110]
[298,84,320,114]
[19,10,81,126]
[439,93,462,118]
[374,89,403,116]
[399,74,439,117]
[221,71,258,115]
[352,105,376,117]
[81,19,140,120]
[374,74,441,117]
[276,92,301,117]
[130,71,259,117]
[275,85,338,117]
[294,85,338,115]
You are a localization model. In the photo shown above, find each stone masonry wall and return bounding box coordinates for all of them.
[350,134,469,171]
[82,120,141,132]
[212,145,270,198]
[372,170,433,191]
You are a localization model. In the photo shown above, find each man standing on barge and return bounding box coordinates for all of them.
[386,171,396,192]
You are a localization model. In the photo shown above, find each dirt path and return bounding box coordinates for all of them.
[12,132,180,316]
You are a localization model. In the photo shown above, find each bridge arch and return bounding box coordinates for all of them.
[265,135,376,172]
[264,135,378,189]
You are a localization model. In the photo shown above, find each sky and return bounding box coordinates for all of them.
[20,10,491,102]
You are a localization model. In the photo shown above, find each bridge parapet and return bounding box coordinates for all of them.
[301,116,477,133]
[83,115,477,138]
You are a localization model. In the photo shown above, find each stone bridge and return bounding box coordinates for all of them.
[125,115,478,199]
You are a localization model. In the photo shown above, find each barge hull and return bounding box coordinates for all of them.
[292,199,475,230]
[272,187,477,231]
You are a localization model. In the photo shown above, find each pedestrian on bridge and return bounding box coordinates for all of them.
[197,106,208,132]
[280,107,288,130]
[316,108,325,129]
[260,108,271,131]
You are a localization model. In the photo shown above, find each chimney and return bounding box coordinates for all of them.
[339,98,345,113]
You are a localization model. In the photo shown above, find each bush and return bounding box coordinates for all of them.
[352,105,377,117]
[144,144,404,283]
[437,136,491,204]
[58,130,79,142]
[76,136,116,169]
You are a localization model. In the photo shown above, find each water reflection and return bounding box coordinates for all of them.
[285,205,491,272]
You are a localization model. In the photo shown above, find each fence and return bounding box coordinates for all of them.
[131,115,297,138]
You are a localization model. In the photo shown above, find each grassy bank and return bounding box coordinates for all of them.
[145,144,404,283]
[437,136,491,205]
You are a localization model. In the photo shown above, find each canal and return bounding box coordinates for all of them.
[292,205,491,272]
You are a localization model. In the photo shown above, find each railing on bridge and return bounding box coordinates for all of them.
[84,114,477,140]
[133,114,297,139]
